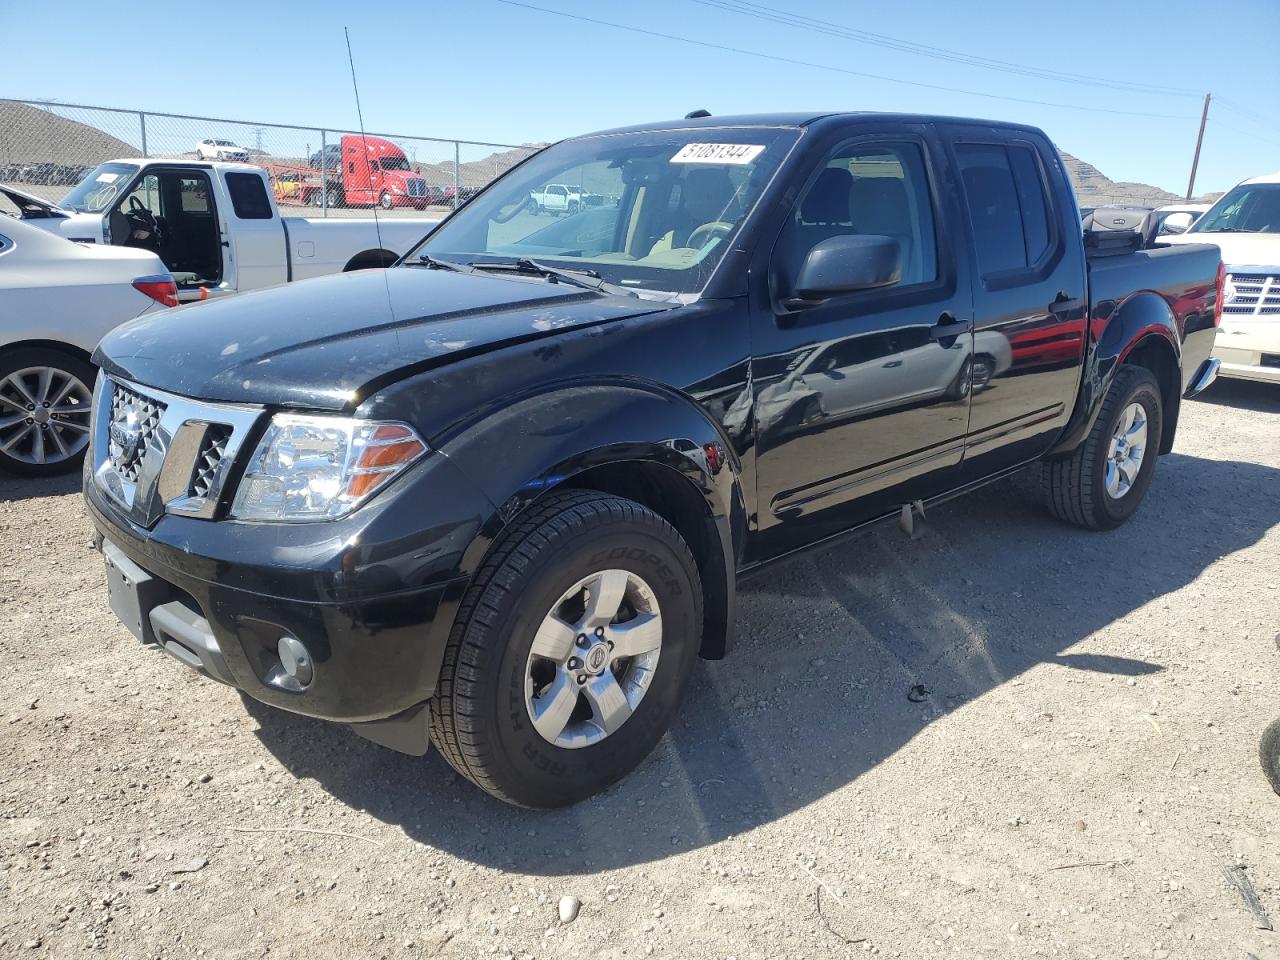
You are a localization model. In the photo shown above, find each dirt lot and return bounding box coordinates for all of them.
[2,380,1279,960]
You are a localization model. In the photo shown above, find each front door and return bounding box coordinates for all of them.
[111,168,225,293]
[750,130,975,560]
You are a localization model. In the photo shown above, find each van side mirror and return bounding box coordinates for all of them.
[791,234,902,304]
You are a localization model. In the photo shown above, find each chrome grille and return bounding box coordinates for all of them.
[92,376,263,526]
[407,179,426,197]
[189,425,231,499]
[1224,272,1280,317]
[108,381,166,483]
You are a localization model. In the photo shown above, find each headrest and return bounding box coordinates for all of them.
[849,177,909,234]
[682,167,736,222]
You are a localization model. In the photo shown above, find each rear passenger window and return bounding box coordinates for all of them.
[225,173,273,220]
[1009,146,1051,264]
[775,141,938,292]
[956,142,1054,276]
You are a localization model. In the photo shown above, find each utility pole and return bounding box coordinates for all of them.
[1186,93,1211,201]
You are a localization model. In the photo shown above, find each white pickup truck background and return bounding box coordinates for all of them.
[2,159,439,302]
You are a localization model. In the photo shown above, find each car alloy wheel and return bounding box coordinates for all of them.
[524,568,663,749]
[1104,401,1147,499]
[0,365,93,467]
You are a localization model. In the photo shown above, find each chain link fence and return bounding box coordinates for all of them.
[0,98,541,218]
[1,97,1193,222]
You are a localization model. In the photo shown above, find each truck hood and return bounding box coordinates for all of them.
[1163,231,1280,269]
[0,183,71,218]
[95,267,669,410]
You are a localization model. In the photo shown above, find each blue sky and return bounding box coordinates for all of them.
[7,0,1278,194]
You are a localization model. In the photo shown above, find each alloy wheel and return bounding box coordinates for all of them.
[1104,401,1147,499]
[0,366,93,466]
[524,569,663,749]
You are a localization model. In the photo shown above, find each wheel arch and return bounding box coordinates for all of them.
[342,248,398,272]
[1,339,96,366]
[1049,290,1181,457]
[439,381,746,660]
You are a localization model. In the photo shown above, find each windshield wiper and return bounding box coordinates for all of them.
[467,257,612,291]
[409,253,470,272]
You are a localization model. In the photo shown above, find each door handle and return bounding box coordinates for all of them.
[882,360,903,368]
[1050,292,1086,315]
[929,313,973,342]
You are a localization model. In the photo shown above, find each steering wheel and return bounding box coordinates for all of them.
[686,220,734,250]
[126,196,163,244]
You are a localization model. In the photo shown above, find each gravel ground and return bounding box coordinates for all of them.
[2,379,1279,960]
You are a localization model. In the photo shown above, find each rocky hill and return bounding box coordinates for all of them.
[0,100,140,167]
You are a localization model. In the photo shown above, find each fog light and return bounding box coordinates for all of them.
[277,635,313,687]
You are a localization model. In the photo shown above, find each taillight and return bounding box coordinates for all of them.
[1213,261,1225,328]
[132,275,179,308]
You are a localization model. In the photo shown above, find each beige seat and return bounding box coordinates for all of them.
[649,168,738,256]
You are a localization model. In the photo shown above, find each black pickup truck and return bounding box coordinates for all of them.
[85,112,1223,807]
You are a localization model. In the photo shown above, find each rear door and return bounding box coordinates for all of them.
[939,125,1088,475]
[749,125,975,559]
[219,170,287,293]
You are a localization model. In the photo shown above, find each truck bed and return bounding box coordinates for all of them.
[1088,241,1221,394]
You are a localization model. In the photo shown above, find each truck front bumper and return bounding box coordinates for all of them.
[84,463,484,755]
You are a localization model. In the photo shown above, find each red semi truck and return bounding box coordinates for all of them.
[302,134,432,210]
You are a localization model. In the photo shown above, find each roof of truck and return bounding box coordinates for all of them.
[583,111,1046,138]
[1242,169,1280,185]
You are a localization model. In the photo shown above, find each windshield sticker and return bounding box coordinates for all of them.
[95,172,120,183]
[670,143,765,165]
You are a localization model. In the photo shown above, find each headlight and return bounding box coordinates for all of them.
[230,415,427,522]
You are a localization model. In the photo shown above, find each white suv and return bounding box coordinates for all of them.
[1163,171,1280,384]
[195,139,249,163]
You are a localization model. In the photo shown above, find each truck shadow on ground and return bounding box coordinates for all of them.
[245,450,1280,873]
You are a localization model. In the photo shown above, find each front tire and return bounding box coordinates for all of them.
[430,490,703,807]
[378,192,395,211]
[1260,717,1280,796]
[1042,365,1163,530]
[0,348,96,477]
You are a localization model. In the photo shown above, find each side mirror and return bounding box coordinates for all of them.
[1160,212,1193,235]
[792,234,902,304]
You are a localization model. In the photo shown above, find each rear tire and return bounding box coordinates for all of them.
[0,348,96,477]
[1041,365,1162,530]
[430,490,703,807]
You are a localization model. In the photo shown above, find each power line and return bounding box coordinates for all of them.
[1214,96,1280,130]
[691,0,1201,99]
[493,0,1196,122]
[1207,116,1280,151]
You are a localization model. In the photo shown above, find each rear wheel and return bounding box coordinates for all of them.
[0,348,96,477]
[430,490,703,807]
[1042,365,1162,530]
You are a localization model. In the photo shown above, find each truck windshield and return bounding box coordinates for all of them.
[407,126,800,296]
[61,163,140,213]
[1190,183,1280,234]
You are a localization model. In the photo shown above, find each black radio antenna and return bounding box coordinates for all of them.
[344,26,385,255]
